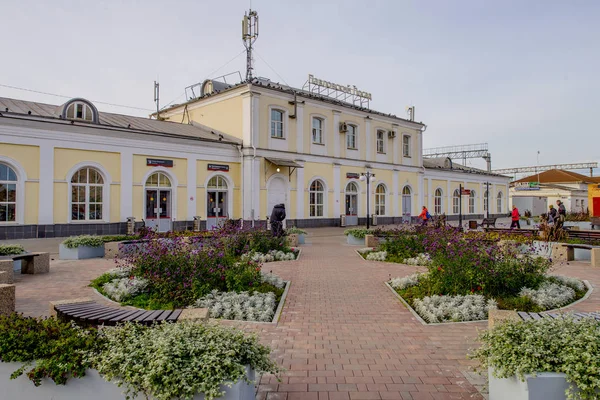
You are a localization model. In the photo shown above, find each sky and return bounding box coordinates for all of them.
[1,0,598,175]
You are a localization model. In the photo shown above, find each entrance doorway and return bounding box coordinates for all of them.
[345,182,359,226]
[267,176,287,228]
[402,186,412,223]
[206,176,229,230]
[145,172,172,232]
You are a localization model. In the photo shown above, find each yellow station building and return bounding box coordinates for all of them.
[0,76,509,239]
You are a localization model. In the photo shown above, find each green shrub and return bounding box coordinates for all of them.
[379,234,424,259]
[91,322,280,400]
[0,313,101,385]
[471,317,600,399]
[101,235,139,243]
[343,228,372,239]
[61,235,104,248]
[0,244,25,256]
[286,227,307,235]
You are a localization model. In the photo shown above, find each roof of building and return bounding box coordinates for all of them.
[0,96,242,145]
[163,77,425,127]
[513,169,600,184]
[423,157,502,177]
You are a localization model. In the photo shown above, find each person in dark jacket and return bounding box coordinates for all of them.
[548,204,557,224]
[270,203,286,237]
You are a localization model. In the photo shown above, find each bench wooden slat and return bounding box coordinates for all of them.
[59,305,107,317]
[547,313,560,319]
[105,309,142,322]
[166,309,182,322]
[518,311,531,320]
[141,310,165,322]
[528,312,542,320]
[155,310,173,322]
[56,303,101,311]
[92,309,136,324]
[73,307,118,320]
[120,310,149,322]
[132,310,157,322]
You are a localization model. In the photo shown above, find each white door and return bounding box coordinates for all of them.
[267,177,287,228]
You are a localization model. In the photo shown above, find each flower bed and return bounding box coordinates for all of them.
[241,249,299,263]
[0,313,279,400]
[471,316,600,399]
[91,226,291,318]
[385,226,588,323]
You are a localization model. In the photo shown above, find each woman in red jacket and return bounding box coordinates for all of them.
[419,206,430,226]
[510,205,521,229]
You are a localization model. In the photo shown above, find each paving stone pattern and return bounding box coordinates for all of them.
[9,226,600,400]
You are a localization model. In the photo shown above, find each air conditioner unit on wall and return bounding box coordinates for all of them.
[388,130,396,139]
[339,122,348,133]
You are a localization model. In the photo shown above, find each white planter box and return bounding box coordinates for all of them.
[59,244,105,260]
[13,259,21,272]
[297,234,305,245]
[0,362,256,400]
[346,234,365,246]
[489,368,571,400]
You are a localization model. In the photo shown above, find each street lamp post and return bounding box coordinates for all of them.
[486,181,490,219]
[360,172,376,229]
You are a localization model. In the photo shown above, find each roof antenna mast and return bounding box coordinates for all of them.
[153,80,160,119]
[242,9,259,81]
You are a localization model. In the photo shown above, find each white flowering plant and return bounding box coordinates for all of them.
[102,276,149,302]
[261,271,286,289]
[519,282,575,310]
[195,290,277,322]
[366,251,387,261]
[413,294,497,323]
[402,253,432,266]
[470,317,600,400]
[241,249,297,263]
[389,273,427,290]
[549,275,586,292]
[91,321,280,400]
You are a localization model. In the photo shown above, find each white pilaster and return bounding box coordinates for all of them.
[447,180,452,214]
[241,93,252,146]
[393,170,399,217]
[296,104,304,153]
[479,182,484,215]
[418,130,424,167]
[418,173,424,213]
[296,167,305,219]
[119,150,133,220]
[38,143,54,224]
[428,178,433,211]
[242,154,254,220]
[333,165,341,217]
[252,95,260,146]
[187,158,197,220]
[333,111,341,158]
[254,158,261,220]
[365,118,372,161]
[392,127,400,165]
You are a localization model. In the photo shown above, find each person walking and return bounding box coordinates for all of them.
[419,206,431,226]
[510,205,521,229]
[548,204,557,225]
[556,200,566,228]
[270,203,286,237]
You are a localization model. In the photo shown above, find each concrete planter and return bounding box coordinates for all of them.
[59,244,105,260]
[519,241,555,257]
[346,234,365,246]
[13,260,21,272]
[564,221,592,230]
[297,234,306,245]
[0,362,256,400]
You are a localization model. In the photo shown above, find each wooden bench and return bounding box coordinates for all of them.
[480,218,497,228]
[518,311,600,321]
[50,299,208,326]
[0,252,50,275]
[551,243,599,264]
[565,228,600,244]
[484,227,539,236]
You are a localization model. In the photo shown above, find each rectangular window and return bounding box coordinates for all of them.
[403,135,411,157]
[312,117,323,144]
[346,124,357,149]
[576,199,580,207]
[376,130,385,153]
[270,109,284,138]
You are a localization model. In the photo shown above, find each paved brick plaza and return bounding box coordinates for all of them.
[10,228,600,400]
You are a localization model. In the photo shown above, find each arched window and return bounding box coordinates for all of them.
[375,184,386,216]
[0,164,17,222]
[497,192,503,213]
[434,188,443,215]
[402,186,411,195]
[61,99,99,123]
[483,190,489,213]
[207,175,228,219]
[453,189,460,214]
[309,180,324,217]
[469,190,476,214]
[207,176,227,190]
[401,186,412,218]
[146,172,171,188]
[71,167,104,221]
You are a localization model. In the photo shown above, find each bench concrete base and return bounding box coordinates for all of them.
[20,252,50,274]
[0,260,14,284]
[0,284,15,315]
[592,248,600,267]
[551,244,574,262]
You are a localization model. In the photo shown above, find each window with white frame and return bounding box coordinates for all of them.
[0,163,17,222]
[312,117,324,144]
[71,167,104,221]
[375,184,386,215]
[453,189,460,214]
[483,190,489,212]
[346,124,357,149]
[469,190,476,214]
[66,102,95,122]
[309,180,325,217]
[376,130,386,153]
[576,199,580,207]
[434,188,443,215]
[582,199,585,210]
[403,135,411,157]
[497,192,503,213]
[270,109,284,138]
